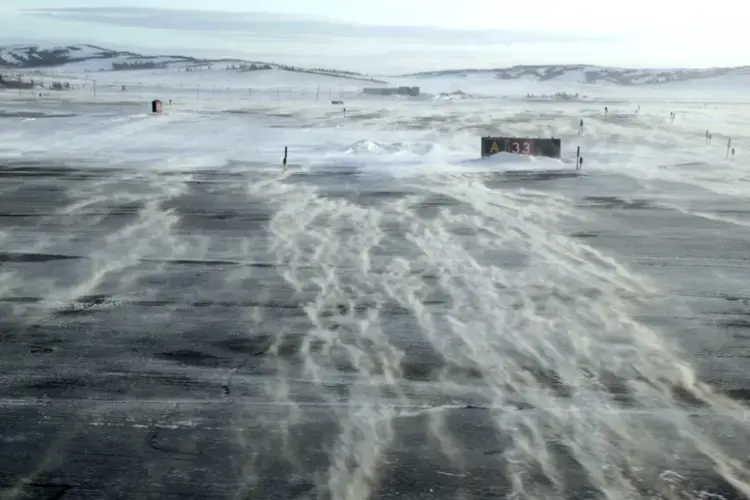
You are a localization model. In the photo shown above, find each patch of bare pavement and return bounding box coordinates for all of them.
[0,163,748,499]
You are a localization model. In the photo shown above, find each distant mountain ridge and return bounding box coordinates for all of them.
[0,43,386,83]
[405,64,750,85]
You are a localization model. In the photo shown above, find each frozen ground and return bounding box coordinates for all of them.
[0,69,749,500]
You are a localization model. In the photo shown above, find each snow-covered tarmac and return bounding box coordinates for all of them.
[0,65,749,500]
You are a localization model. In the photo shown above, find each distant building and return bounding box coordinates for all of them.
[362,86,420,96]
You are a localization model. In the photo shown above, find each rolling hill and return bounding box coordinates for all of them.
[406,64,750,86]
[0,43,386,83]
[2,43,749,87]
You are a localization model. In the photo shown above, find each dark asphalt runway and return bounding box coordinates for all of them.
[0,158,748,500]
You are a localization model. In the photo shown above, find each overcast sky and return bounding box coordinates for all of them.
[0,1,745,73]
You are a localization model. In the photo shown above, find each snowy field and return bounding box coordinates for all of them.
[1,66,750,500]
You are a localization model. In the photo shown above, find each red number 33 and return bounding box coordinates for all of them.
[511,141,532,154]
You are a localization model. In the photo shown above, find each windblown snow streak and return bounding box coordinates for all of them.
[0,73,749,500]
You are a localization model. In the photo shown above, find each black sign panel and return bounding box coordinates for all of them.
[481,137,561,159]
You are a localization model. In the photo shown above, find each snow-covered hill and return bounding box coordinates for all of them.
[0,43,385,83]
[1,44,149,68]
[3,43,748,88]
[407,64,750,86]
